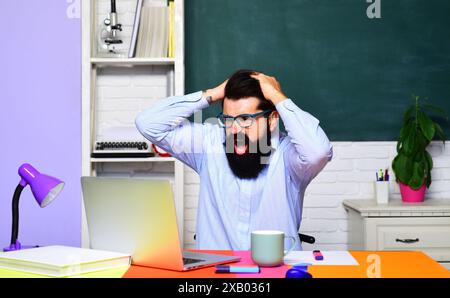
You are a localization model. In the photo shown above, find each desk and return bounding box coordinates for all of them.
[0,251,449,278]
[123,250,450,278]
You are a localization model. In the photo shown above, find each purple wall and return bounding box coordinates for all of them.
[0,1,81,247]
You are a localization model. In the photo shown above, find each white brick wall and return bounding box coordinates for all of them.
[96,65,172,139]
[183,141,450,250]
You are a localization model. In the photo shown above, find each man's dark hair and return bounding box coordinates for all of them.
[224,69,275,111]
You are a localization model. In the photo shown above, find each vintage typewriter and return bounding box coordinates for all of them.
[91,141,154,158]
[91,127,154,158]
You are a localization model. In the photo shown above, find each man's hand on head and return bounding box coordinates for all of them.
[203,79,228,104]
[251,73,288,105]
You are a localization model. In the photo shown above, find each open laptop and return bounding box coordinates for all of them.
[81,177,240,271]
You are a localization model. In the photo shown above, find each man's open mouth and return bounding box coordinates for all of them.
[234,143,248,155]
[234,135,248,156]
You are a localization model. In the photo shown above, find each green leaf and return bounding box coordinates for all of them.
[413,133,429,157]
[423,157,429,177]
[418,111,435,141]
[423,152,432,188]
[434,123,446,144]
[408,162,425,190]
[426,172,432,188]
[399,120,413,141]
[403,106,414,125]
[397,120,415,154]
[422,104,449,120]
[396,140,402,153]
[402,127,417,156]
[425,150,433,170]
[392,153,413,183]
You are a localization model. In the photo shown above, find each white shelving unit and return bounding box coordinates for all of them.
[90,57,176,66]
[90,157,177,163]
[82,0,185,248]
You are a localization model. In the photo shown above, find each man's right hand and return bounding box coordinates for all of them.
[203,79,228,103]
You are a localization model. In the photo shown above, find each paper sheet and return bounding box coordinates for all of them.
[284,251,359,266]
[100,126,145,141]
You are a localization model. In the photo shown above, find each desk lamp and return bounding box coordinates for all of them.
[4,163,64,252]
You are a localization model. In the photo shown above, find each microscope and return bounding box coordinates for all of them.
[98,0,124,56]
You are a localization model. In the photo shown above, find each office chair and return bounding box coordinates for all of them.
[193,233,315,244]
[298,233,315,244]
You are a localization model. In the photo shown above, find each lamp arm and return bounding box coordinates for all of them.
[10,183,25,245]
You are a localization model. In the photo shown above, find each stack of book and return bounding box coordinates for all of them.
[128,0,175,58]
[0,246,131,277]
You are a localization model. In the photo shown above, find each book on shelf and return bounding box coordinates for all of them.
[132,2,173,58]
[128,0,144,58]
[135,4,147,58]
[168,0,175,58]
[0,245,131,277]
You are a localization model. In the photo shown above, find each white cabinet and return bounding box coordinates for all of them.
[81,0,185,248]
[343,199,450,270]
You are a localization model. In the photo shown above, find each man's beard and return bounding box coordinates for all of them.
[223,128,272,179]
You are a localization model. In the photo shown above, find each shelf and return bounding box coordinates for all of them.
[91,57,175,66]
[82,0,185,248]
[91,157,177,163]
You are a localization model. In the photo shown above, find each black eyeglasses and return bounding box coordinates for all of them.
[216,109,273,128]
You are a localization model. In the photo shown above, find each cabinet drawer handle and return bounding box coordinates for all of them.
[395,238,419,244]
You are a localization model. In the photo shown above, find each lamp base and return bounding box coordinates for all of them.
[3,241,39,252]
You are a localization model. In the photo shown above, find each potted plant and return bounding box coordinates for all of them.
[392,95,447,203]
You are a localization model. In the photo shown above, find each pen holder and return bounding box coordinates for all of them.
[375,181,389,204]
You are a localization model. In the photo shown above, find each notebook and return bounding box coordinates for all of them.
[284,251,359,266]
[0,246,131,277]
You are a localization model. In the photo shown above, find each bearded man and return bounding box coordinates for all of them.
[135,70,333,250]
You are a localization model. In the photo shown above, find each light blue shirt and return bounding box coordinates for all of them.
[135,91,333,250]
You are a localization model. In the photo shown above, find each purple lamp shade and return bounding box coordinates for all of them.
[18,163,65,207]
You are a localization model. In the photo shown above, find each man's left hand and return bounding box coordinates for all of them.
[251,73,288,105]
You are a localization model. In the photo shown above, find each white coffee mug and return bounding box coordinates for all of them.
[251,230,296,267]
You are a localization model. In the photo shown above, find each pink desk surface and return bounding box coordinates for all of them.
[123,250,286,278]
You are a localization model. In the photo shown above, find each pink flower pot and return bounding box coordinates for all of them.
[399,182,426,203]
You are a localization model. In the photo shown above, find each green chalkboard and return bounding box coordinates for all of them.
[185,0,450,141]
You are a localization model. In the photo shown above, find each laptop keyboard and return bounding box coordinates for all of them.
[183,257,205,265]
